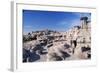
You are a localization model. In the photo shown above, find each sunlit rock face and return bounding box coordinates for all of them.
[23,17,91,62]
[47,43,73,61]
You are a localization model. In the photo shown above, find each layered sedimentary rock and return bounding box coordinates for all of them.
[23,17,91,62]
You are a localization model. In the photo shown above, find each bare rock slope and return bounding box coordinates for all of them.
[23,17,91,62]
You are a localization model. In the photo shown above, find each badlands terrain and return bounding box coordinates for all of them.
[23,17,91,62]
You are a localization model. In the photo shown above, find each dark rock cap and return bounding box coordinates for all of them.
[80,17,88,20]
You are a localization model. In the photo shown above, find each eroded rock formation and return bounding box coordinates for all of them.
[23,17,91,62]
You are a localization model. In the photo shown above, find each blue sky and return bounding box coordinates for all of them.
[23,10,91,34]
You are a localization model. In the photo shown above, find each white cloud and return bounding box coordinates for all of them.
[59,20,68,25]
[24,25,32,29]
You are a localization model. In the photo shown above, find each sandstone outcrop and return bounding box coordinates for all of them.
[23,16,91,62]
